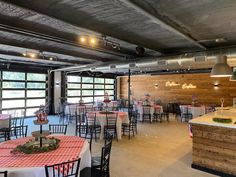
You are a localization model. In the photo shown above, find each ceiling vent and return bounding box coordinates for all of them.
[157,60,167,66]
[194,56,206,62]
[129,63,136,68]
[110,64,116,69]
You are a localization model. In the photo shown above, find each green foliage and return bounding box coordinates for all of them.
[212,117,232,123]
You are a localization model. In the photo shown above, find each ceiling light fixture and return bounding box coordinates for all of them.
[80,37,86,43]
[210,55,232,77]
[90,38,96,45]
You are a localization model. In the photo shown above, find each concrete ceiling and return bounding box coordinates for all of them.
[0,0,236,70]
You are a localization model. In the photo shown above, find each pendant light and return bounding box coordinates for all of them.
[210,55,232,77]
[230,68,236,81]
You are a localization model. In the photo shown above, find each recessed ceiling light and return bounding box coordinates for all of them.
[80,37,86,43]
[22,53,26,56]
[30,53,36,58]
[49,57,53,61]
[90,38,96,45]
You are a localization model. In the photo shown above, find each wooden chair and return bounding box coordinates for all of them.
[86,113,101,142]
[0,171,7,177]
[45,158,80,177]
[142,106,151,123]
[91,135,113,177]
[75,112,87,137]
[104,113,118,141]
[122,112,136,139]
[11,125,28,139]
[49,124,67,135]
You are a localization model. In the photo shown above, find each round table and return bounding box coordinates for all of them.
[0,136,91,177]
[0,114,10,128]
[91,111,129,140]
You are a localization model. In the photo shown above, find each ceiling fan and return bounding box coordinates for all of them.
[197,37,227,43]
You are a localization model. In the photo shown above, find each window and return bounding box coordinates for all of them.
[1,71,47,116]
[66,75,115,103]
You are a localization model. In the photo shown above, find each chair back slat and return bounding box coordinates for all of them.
[45,158,80,177]
[49,124,67,135]
[106,113,118,127]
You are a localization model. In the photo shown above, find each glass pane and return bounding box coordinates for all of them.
[67,76,81,82]
[94,90,104,96]
[27,90,45,97]
[26,99,45,107]
[82,77,93,83]
[67,90,81,96]
[27,73,46,81]
[94,85,104,89]
[82,84,93,89]
[2,109,25,117]
[94,96,104,102]
[67,97,80,103]
[94,78,104,83]
[105,79,114,84]
[2,82,25,88]
[82,97,93,103]
[105,85,114,89]
[27,82,45,89]
[3,71,25,80]
[26,108,39,116]
[2,90,25,98]
[82,90,93,96]
[67,83,81,89]
[2,100,25,108]
[106,90,114,95]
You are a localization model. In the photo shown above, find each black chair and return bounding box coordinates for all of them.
[0,128,10,141]
[45,158,81,177]
[11,125,28,139]
[75,111,87,137]
[0,171,7,177]
[86,113,101,142]
[104,113,118,141]
[161,104,170,122]
[180,106,193,122]
[142,106,151,123]
[91,135,113,177]
[85,126,93,152]
[49,124,67,135]
[122,112,136,139]
[153,106,162,122]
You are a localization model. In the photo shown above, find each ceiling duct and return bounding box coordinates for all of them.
[129,63,136,68]
[110,64,116,69]
[157,60,167,66]
[194,56,206,62]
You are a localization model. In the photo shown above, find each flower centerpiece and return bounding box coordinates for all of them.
[143,93,151,106]
[35,104,48,123]
[101,92,112,113]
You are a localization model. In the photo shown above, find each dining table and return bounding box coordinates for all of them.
[90,111,129,140]
[0,114,10,128]
[0,136,91,177]
[134,102,163,122]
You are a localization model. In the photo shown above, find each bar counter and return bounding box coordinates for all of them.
[190,108,236,176]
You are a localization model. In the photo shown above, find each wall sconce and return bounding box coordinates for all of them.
[55,81,60,86]
[154,83,158,89]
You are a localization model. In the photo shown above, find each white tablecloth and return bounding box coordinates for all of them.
[65,104,95,115]
[0,114,10,128]
[91,111,129,140]
[180,105,206,118]
[0,140,91,177]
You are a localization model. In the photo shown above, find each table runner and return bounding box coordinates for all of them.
[0,136,85,167]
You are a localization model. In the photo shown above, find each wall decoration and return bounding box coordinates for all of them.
[182,83,197,89]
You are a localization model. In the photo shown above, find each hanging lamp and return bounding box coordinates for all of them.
[210,55,232,77]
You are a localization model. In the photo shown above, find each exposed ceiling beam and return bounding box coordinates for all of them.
[3,0,163,55]
[0,24,130,60]
[0,37,113,63]
[119,0,206,50]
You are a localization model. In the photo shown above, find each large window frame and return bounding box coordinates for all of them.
[0,71,48,116]
[66,76,115,104]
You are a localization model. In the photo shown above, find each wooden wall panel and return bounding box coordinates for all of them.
[119,73,236,106]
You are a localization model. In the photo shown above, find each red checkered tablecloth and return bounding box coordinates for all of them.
[0,136,85,167]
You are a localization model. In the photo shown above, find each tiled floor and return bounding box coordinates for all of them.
[18,115,217,177]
